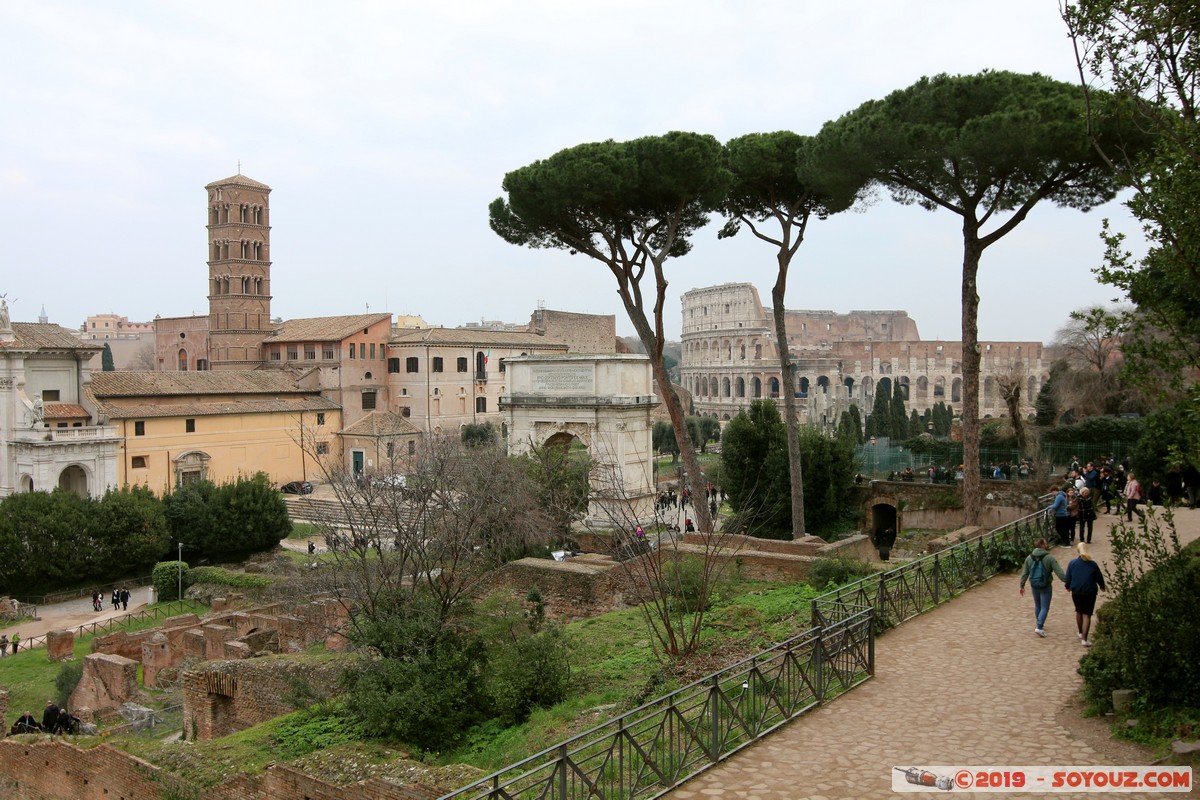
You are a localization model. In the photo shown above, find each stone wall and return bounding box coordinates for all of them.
[0,738,438,800]
[531,309,617,354]
[182,655,348,741]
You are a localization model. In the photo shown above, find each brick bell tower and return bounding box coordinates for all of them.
[206,173,272,370]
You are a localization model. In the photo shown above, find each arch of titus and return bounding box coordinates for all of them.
[502,355,657,527]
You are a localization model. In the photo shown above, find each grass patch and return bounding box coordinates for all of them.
[1113,706,1200,755]
[289,522,319,540]
[1,600,207,720]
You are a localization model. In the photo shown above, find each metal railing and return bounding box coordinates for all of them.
[812,508,1052,631]
[442,608,874,800]
[8,600,201,652]
[441,508,1052,800]
[101,704,183,739]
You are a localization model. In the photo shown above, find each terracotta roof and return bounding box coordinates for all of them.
[95,396,339,420]
[89,370,307,397]
[263,314,392,344]
[388,327,569,350]
[44,403,91,419]
[205,173,271,191]
[339,411,423,438]
[3,323,100,352]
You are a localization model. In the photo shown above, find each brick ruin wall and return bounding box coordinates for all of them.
[531,309,617,355]
[0,739,437,800]
[183,656,348,741]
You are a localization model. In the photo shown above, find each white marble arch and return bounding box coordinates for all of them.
[502,354,658,528]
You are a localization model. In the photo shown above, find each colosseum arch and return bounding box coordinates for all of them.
[799,376,810,397]
[877,376,893,398]
[735,377,745,397]
[898,376,910,400]
[952,378,963,403]
[915,375,929,401]
[769,377,780,398]
[752,377,762,398]
[817,375,831,394]
[934,376,945,398]
[983,376,997,408]
[722,377,731,397]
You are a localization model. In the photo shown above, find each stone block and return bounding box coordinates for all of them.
[142,632,172,688]
[182,628,207,660]
[69,653,139,712]
[1112,689,1136,713]
[46,629,75,662]
[223,641,251,659]
[162,613,201,630]
[203,624,235,660]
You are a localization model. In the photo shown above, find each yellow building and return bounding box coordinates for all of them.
[87,371,340,493]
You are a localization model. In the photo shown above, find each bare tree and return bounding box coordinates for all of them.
[585,434,743,661]
[131,341,157,371]
[995,363,1030,455]
[297,432,555,645]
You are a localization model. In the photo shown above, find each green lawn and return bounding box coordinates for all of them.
[5,564,843,792]
[0,600,207,721]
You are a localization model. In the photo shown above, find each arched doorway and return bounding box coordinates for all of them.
[58,465,88,497]
[19,475,34,493]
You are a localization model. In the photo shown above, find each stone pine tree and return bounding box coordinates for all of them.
[490,133,730,532]
[101,343,115,371]
[890,380,909,440]
[811,71,1143,526]
[718,132,863,538]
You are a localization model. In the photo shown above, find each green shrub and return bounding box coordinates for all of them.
[186,566,273,590]
[153,561,189,601]
[342,630,487,752]
[54,660,85,708]
[272,708,366,758]
[1079,515,1200,710]
[484,625,572,727]
[807,556,876,590]
[664,554,736,613]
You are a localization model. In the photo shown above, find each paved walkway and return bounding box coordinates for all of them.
[672,509,1200,800]
[0,587,153,651]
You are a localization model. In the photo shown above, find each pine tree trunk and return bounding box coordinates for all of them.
[772,267,805,539]
[961,235,983,526]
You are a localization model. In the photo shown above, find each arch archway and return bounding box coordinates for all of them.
[19,474,34,493]
[752,377,762,398]
[58,465,89,497]
[951,378,963,403]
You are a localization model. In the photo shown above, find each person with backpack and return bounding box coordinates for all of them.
[1018,538,1066,637]
[1064,542,1106,647]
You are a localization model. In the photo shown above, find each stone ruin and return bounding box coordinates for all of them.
[28,596,355,727]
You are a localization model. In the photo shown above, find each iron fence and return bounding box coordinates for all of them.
[811,509,1052,631]
[441,608,874,800]
[10,600,201,652]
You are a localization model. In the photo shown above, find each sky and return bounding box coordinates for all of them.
[0,1,1144,346]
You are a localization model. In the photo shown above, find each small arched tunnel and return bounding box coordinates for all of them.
[870,501,899,560]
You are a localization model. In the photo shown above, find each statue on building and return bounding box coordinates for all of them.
[0,295,11,330]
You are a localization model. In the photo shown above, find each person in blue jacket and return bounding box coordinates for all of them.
[1049,486,1071,547]
[1064,541,1106,647]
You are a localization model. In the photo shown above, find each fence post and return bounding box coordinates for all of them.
[867,611,876,677]
[812,629,825,702]
[932,553,940,605]
[709,675,721,762]
[557,744,568,799]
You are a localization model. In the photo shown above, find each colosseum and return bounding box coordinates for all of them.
[680,283,1046,427]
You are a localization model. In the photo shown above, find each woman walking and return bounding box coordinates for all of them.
[1064,542,1106,646]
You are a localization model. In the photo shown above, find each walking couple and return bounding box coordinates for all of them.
[1019,539,1106,645]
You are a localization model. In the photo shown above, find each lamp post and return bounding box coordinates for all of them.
[177,542,183,602]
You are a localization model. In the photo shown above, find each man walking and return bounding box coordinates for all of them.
[1019,538,1066,637]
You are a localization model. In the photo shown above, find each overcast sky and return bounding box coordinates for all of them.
[0,1,1142,345]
